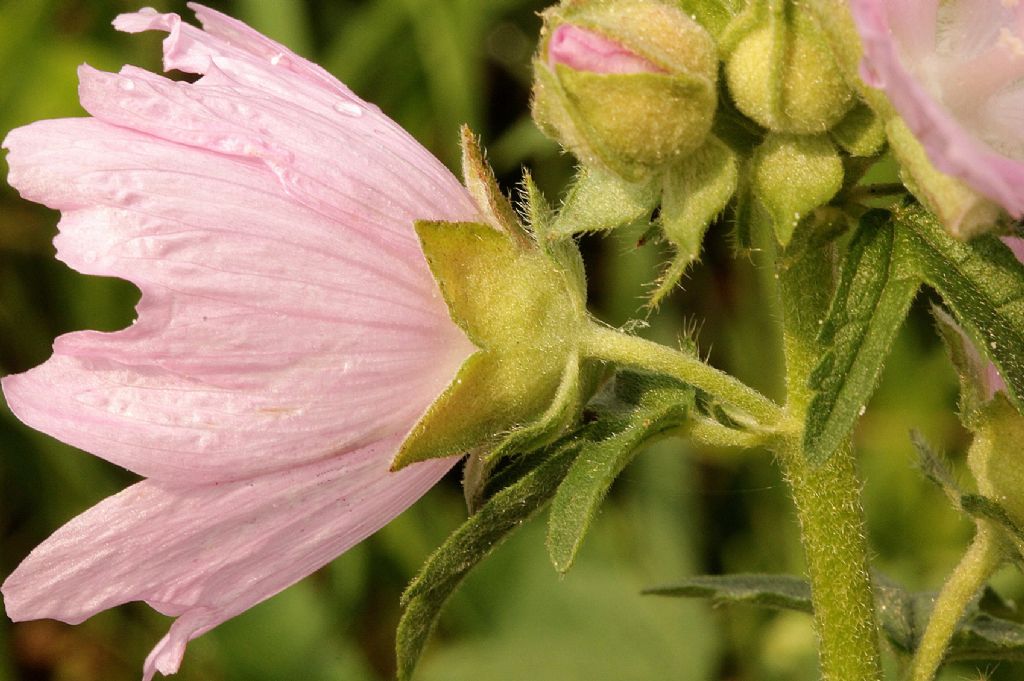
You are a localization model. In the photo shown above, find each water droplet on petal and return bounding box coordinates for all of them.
[270,52,284,66]
[334,101,363,117]
[119,78,136,92]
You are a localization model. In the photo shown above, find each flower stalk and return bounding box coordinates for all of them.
[775,231,883,681]
[578,321,782,427]
[910,527,1004,681]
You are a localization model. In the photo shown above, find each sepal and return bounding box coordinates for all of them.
[968,396,1024,539]
[830,102,886,157]
[392,218,588,469]
[751,133,843,247]
[651,135,738,305]
[886,119,1002,239]
[548,165,659,239]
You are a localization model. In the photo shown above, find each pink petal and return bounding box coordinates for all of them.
[3,5,481,676]
[547,24,664,75]
[0,439,456,680]
[851,0,1024,217]
[2,116,474,482]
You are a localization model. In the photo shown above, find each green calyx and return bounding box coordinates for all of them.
[392,130,590,470]
[723,0,853,134]
[968,396,1024,533]
[886,118,1002,239]
[532,0,718,181]
[751,133,843,247]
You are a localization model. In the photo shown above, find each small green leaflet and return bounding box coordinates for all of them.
[546,372,694,573]
[804,210,921,464]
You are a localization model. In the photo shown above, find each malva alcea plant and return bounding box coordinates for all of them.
[5,1,1024,681]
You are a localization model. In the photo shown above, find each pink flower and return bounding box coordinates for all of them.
[547,24,665,74]
[1,4,478,679]
[851,0,1024,217]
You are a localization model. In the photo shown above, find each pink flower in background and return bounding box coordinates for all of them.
[1,4,478,679]
[547,24,665,74]
[851,0,1024,217]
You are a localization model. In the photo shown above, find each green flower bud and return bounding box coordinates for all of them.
[968,396,1024,533]
[751,133,843,246]
[724,3,853,134]
[532,0,718,181]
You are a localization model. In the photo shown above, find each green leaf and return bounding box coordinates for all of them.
[644,571,1024,663]
[643,573,812,613]
[804,211,921,464]
[396,440,581,681]
[895,204,1024,412]
[549,165,659,239]
[546,373,694,573]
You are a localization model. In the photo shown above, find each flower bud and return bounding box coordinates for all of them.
[968,397,1024,534]
[532,0,718,180]
[725,6,853,134]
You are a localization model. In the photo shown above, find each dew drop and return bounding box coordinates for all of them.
[270,52,284,66]
[119,78,136,92]
[334,101,363,117]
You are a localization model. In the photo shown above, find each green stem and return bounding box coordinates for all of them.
[778,439,882,681]
[772,222,883,681]
[579,321,783,426]
[910,527,1003,681]
[682,418,772,450]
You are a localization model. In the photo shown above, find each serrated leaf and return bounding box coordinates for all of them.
[546,373,694,573]
[549,165,659,239]
[804,211,921,464]
[643,573,812,612]
[396,440,581,681]
[895,204,1024,412]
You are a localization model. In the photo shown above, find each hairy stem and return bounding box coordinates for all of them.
[910,527,1003,681]
[774,226,883,681]
[778,439,882,681]
[579,321,783,427]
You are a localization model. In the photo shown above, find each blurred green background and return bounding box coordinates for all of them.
[0,1,1018,680]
